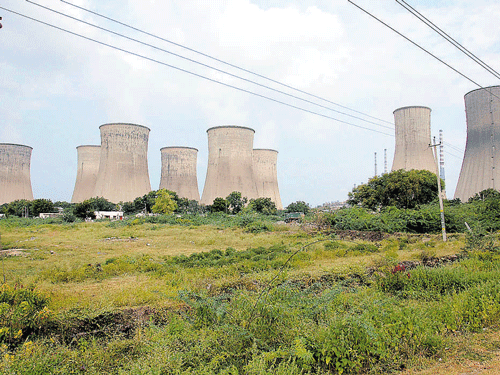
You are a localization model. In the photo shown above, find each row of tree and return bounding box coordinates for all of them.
[1,190,310,220]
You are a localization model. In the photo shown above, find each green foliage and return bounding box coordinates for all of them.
[285,201,310,214]
[86,197,116,211]
[0,284,51,345]
[348,169,441,210]
[226,191,248,214]
[72,200,96,220]
[211,197,229,213]
[248,197,277,215]
[151,189,177,215]
[30,199,55,217]
[1,200,34,218]
[468,188,500,202]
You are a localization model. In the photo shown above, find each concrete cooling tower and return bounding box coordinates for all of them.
[455,86,500,201]
[71,145,101,203]
[201,126,258,205]
[93,123,151,203]
[253,149,283,210]
[0,143,34,204]
[159,146,200,201]
[392,106,436,172]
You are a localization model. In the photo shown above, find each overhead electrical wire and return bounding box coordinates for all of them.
[395,0,500,80]
[0,5,394,136]
[347,1,485,89]
[58,0,395,126]
[348,1,500,104]
[25,0,393,130]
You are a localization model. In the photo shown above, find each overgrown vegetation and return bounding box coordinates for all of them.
[0,211,499,374]
[3,184,500,373]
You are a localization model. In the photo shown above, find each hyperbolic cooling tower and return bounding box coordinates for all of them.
[71,145,101,203]
[455,86,500,201]
[253,149,283,210]
[201,126,258,205]
[392,106,436,172]
[93,123,151,203]
[0,143,34,204]
[159,147,200,201]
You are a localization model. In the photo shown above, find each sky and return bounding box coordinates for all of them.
[1,0,500,207]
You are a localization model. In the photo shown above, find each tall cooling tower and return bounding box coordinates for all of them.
[0,143,34,204]
[71,145,101,203]
[253,149,283,210]
[93,123,151,203]
[201,126,258,205]
[392,106,436,172]
[159,146,200,201]
[455,86,500,201]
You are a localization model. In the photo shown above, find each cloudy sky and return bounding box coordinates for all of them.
[1,0,500,206]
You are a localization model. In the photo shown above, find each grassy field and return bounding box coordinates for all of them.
[0,216,499,374]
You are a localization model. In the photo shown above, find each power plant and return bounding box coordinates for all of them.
[71,145,101,203]
[253,149,283,209]
[93,123,151,203]
[455,86,500,202]
[159,146,200,201]
[0,143,34,204]
[391,106,436,173]
[201,126,258,205]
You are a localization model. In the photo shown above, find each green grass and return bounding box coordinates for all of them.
[0,218,499,374]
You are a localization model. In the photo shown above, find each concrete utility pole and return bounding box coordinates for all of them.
[430,137,447,242]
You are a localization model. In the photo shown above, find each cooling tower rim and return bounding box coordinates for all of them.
[253,148,278,153]
[0,143,33,150]
[464,85,500,98]
[206,125,255,133]
[99,123,151,131]
[160,146,199,152]
[76,145,101,149]
[393,106,431,114]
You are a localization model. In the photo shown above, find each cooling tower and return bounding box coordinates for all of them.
[455,86,500,201]
[159,146,200,201]
[93,123,151,203]
[71,145,101,203]
[0,143,34,204]
[253,149,283,210]
[392,106,436,172]
[201,126,258,205]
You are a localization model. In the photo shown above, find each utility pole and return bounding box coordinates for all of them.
[374,152,377,177]
[430,137,447,242]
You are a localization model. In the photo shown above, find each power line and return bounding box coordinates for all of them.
[395,0,500,80]
[444,141,464,154]
[1,5,393,136]
[348,1,486,89]
[58,0,395,126]
[26,0,393,130]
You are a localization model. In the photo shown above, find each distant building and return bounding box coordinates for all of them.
[39,213,63,219]
[95,211,123,220]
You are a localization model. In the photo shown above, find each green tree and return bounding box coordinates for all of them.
[285,201,310,214]
[152,189,177,214]
[248,197,277,215]
[87,197,116,211]
[30,199,55,217]
[210,197,228,213]
[73,200,96,220]
[226,191,247,214]
[468,188,500,202]
[1,200,31,217]
[347,169,441,210]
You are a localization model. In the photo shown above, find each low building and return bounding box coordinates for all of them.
[39,212,63,219]
[95,211,124,220]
